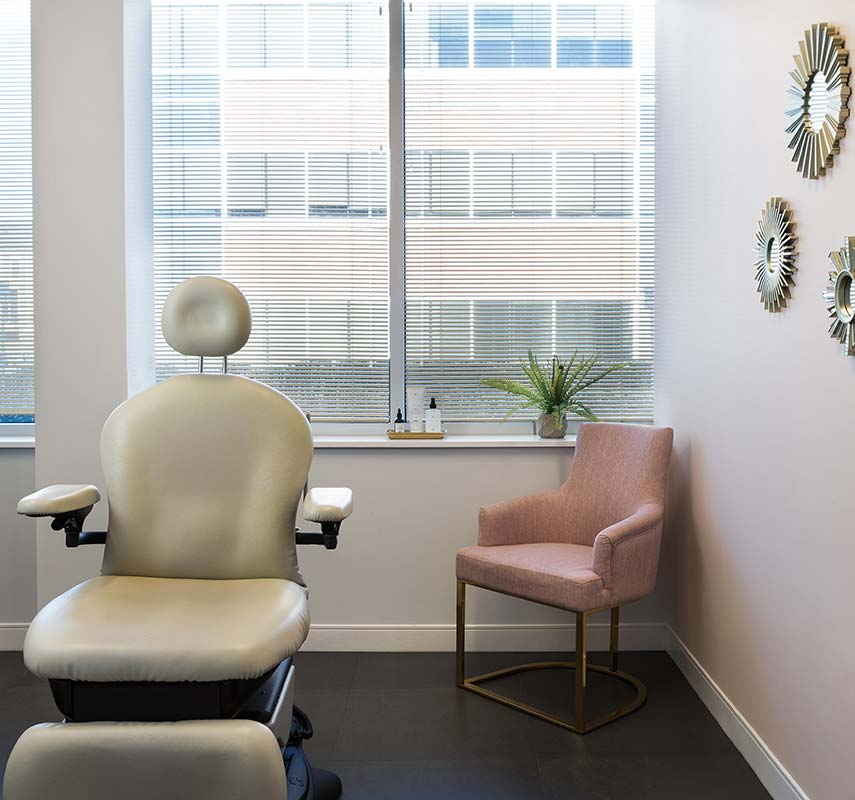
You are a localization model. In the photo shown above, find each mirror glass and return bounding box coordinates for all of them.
[835,271,855,324]
[765,237,780,274]
[808,70,829,131]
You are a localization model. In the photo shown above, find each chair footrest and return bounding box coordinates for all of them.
[3,718,288,800]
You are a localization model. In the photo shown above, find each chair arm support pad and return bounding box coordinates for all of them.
[303,487,353,523]
[478,489,564,547]
[17,485,101,518]
[592,503,663,591]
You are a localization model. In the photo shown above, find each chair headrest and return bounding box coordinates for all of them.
[162,277,252,357]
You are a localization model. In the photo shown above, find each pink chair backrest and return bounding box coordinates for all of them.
[561,423,673,546]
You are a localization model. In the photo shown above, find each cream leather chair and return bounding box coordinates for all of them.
[5,277,353,800]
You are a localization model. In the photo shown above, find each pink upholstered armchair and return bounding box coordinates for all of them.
[455,422,673,734]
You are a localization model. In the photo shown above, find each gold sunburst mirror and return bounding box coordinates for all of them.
[824,237,855,355]
[754,198,798,312]
[786,22,851,179]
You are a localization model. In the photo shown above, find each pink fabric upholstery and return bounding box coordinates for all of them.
[458,423,673,611]
[456,543,607,612]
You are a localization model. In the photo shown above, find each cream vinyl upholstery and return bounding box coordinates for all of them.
[20,278,318,682]
[17,485,100,517]
[304,487,353,523]
[100,373,312,583]
[24,576,309,682]
[3,720,287,800]
[161,276,251,357]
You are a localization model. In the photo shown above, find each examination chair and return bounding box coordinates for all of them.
[4,277,353,800]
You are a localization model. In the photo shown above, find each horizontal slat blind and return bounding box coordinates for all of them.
[153,0,391,420]
[404,0,654,421]
[0,0,34,423]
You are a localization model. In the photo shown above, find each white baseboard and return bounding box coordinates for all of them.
[665,626,808,800]
[303,621,667,652]
[0,620,667,653]
[0,623,28,651]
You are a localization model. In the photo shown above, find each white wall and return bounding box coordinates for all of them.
[1,440,665,651]
[656,3,855,798]
[0,450,35,645]
[302,446,663,650]
[30,0,151,607]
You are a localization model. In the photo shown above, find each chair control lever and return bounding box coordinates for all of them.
[295,521,341,549]
[48,506,106,548]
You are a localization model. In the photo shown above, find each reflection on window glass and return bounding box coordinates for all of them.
[474,5,550,67]
[406,2,634,70]
[153,103,221,148]
[155,152,221,217]
[556,4,632,67]
[473,301,553,359]
[473,152,551,216]
[228,153,306,217]
[308,3,386,67]
[405,148,633,218]
[152,5,219,70]
[430,5,469,67]
[406,150,470,216]
[556,152,632,217]
[228,4,304,67]
[308,153,387,218]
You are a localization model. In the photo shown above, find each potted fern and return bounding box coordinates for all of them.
[481,351,625,438]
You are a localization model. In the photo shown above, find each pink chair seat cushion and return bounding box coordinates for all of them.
[456,543,609,612]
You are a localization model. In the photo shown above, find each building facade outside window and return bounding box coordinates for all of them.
[152,0,654,425]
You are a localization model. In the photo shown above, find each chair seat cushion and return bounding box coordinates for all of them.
[456,543,609,612]
[24,576,310,682]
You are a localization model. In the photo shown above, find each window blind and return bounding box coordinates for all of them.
[404,0,654,421]
[0,0,34,423]
[152,0,390,420]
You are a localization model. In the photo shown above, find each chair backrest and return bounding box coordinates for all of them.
[561,422,673,546]
[100,374,312,582]
[98,276,313,583]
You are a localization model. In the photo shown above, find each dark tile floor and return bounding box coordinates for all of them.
[0,651,771,799]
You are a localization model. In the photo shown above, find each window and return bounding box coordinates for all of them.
[405,0,653,420]
[0,0,33,426]
[152,0,653,424]
[153,0,390,420]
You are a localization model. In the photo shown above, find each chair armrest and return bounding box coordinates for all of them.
[478,489,564,547]
[17,484,100,518]
[303,487,353,524]
[592,503,663,591]
[17,485,103,548]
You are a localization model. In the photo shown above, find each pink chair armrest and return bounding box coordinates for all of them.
[592,503,663,592]
[478,490,564,547]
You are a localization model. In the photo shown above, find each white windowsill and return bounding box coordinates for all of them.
[0,436,35,449]
[313,433,576,449]
[0,434,578,451]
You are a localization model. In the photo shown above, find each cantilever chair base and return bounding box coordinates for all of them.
[455,581,647,735]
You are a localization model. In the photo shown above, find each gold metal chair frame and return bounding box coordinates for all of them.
[455,581,646,734]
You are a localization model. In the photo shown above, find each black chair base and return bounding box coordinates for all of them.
[48,662,343,799]
[284,705,342,800]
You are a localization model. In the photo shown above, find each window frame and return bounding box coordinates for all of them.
[373,0,649,437]
[147,0,651,437]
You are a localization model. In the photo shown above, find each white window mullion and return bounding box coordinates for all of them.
[389,0,406,420]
